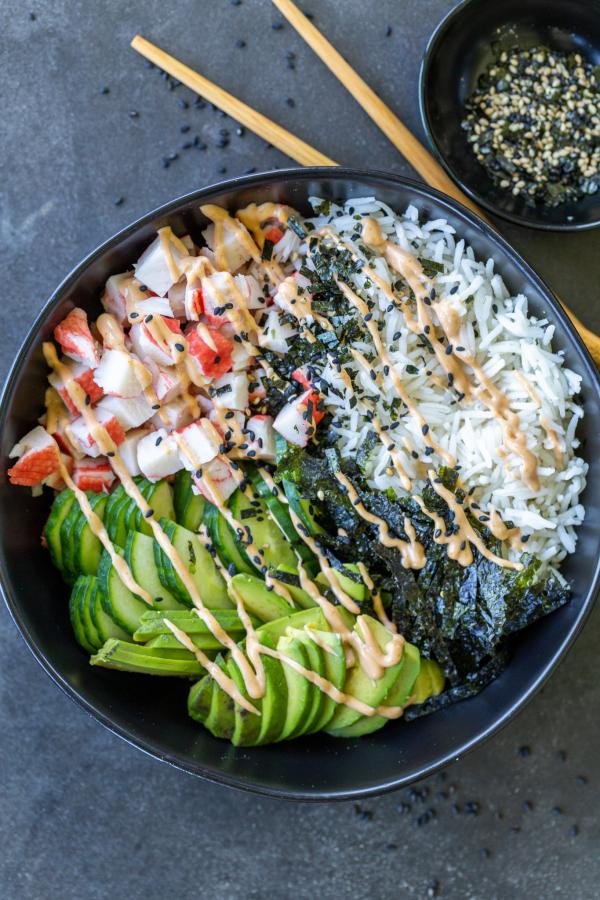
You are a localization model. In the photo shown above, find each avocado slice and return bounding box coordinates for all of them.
[327,642,420,738]
[203,657,236,740]
[315,563,367,604]
[231,572,296,623]
[410,658,445,705]
[326,616,407,732]
[303,628,346,733]
[283,628,326,735]
[90,639,205,677]
[269,563,317,610]
[275,635,316,741]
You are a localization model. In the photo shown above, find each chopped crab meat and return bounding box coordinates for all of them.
[93,349,152,398]
[176,419,221,470]
[246,414,276,461]
[258,307,297,354]
[212,371,249,411]
[192,455,238,502]
[72,457,116,492]
[66,409,126,457]
[137,429,182,482]
[233,274,266,310]
[209,408,244,443]
[273,393,318,447]
[43,454,73,490]
[248,367,267,402]
[230,339,253,372]
[186,324,233,380]
[7,426,61,487]
[152,397,194,431]
[134,230,191,297]
[147,360,181,404]
[168,279,187,317]
[291,366,312,391]
[200,271,238,325]
[117,426,151,476]
[135,296,174,318]
[101,273,130,322]
[54,308,100,368]
[129,322,174,367]
[201,220,254,273]
[97,394,154,431]
[48,361,104,415]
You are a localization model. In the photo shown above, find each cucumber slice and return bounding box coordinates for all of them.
[174,470,205,532]
[204,503,255,575]
[60,498,84,583]
[69,579,95,653]
[71,493,108,577]
[154,519,232,609]
[44,490,75,573]
[124,530,183,610]
[77,575,103,650]
[127,479,175,536]
[104,487,131,548]
[98,548,154,635]
[90,639,205,677]
[89,581,129,643]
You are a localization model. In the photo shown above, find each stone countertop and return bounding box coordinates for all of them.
[1,1,598,897]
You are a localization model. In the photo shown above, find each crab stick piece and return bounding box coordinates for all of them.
[93,349,152,398]
[7,426,61,487]
[72,457,116,492]
[54,308,100,368]
[137,429,182,482]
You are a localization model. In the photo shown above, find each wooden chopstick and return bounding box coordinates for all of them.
[131,32,600,366]
[271,0,484,218]
[271,0,600,367]
[130,35,337,167]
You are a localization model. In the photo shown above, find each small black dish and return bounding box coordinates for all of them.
[1,169,599,800]
[420,0,600,231]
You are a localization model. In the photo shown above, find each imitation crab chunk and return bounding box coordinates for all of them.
[134,232,190,297]
[212,371,249,411]
[192,455,238,502]
[246,414,276,461]
[72,457,116,492]
[118,427,152,477]
[7,426,61,487]
[176,420,222,470]
[93,349,151,398]
[137,429,182,482]
[54,308,100,368]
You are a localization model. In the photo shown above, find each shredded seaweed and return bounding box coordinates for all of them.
[273,444,570,708]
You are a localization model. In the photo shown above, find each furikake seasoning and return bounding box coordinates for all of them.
[461,45,600,207]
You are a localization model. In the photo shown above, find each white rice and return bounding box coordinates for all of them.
[296,196,587,571]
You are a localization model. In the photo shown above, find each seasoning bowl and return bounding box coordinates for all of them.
[419,0,600,231]
[1,169,599,800]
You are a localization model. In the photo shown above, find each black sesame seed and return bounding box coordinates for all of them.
[145,508,154,518]
[174,342,184,352]
[152,403,160,410]
[114,196,125,206]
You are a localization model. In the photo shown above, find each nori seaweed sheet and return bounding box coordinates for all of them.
[273,443,570,714]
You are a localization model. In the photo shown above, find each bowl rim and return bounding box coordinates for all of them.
[418,0,600,233]
[1,165,599,801]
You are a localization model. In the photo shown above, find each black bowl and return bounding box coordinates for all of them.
[420,0,600,231]
[1,169,599,800]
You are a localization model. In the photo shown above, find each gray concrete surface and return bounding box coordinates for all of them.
[1,1,598,898]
